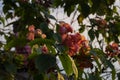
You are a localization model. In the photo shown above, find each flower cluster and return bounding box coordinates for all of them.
[58,22,93,69]
[16,25,47,54]
[58,22,90,56]
[15,25,48,66]
[105,43,120,57]
[90,18,108,32]
[26,25,48,53]
[27,25,46,41]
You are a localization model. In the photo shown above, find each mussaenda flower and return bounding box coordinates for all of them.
[27,32,35,41]
[28,25,35,32]
[41,45,49,54]
[58,22,73,35]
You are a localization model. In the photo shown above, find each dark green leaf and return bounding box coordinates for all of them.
[117,73,120,80]
[66,5,75,17]
[95,31,99,39]
[39,22,49,32]
[6,12,13,19]
[106,0,115,5]
[88,72,102,80]
[5,37,27,50]
[79,25,85,33]
[33,74,44,80]
[28,53,39,60]
[90,48,115,80]
[29,38,54,46]
[43,11,57,21]
[46,45,56,55]
[4,63,17,74]
[53,33,62,43]
[39,22,54,39]
[88,73,96,80]
[55,44,68,53]
[91,0,100,14]
[0,17,5,25]
[80,3,90,17]
[88,29,95,41]
[114,22,120,34]
[96,3,107,16]
[0,69,13,80]
[35,54,56,72]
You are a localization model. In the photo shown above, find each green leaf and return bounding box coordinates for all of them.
[80,3,90,17]
[88,73,96,80]
[106,0,115,5]
[59,54,73,76]
[5,37,27,50]
[95,31,99,39]
[77,14,84,24]
[90,50,101,71]
[88,67,102,80]
[68,55,78,79]
[35,54,56,72]
[29,38,54,46]
[91,0,100,14]
[96,3,107,16]
[88,0,93,7]
[6,12,13,20]
[43,11,57,21]
[28,53,38,60]
[4,63,17,74]
[88,29,95,41]
[4,39,15,50]
[39,22,49,32]
[0,16,5,26]
[55,44,68,53]
[0,69,14,80]
[53,0,63,7]
[117,73,120,80]
[79,25,85,33]
[39,22,54,39]
[65,5,75,17]
[33,74,44,80]
[78,69,84,80]
[46,45,56,55]
[114,22,120,34]
[90,48,116,80]
[102,59,115,80]
[88,73,102,80]
[53,33,62,43]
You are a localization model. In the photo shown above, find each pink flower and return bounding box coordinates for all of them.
[28,25,35,32]
[27,32,35,41]
[41,45,49,54]
[58,23,73,35]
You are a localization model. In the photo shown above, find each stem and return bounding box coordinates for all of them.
[70,6,78,25]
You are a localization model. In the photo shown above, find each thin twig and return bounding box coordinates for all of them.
[70,6,78,25]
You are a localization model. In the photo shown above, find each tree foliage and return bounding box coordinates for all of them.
[0,0,120,80]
